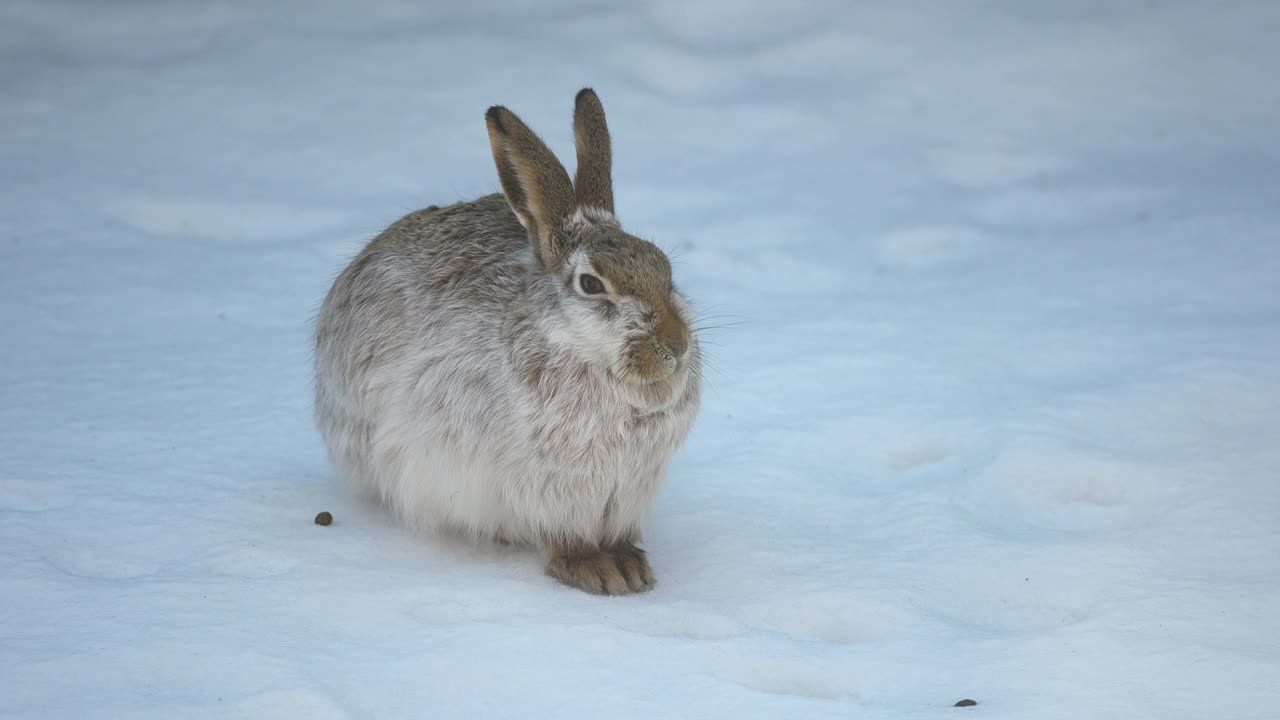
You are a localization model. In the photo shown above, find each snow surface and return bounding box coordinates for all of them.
[3,1,1280,718]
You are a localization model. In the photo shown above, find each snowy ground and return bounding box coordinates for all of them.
[3,1,1280,718]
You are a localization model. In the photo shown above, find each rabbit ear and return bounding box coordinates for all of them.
[486,105,576,269]
[572,88,615,216]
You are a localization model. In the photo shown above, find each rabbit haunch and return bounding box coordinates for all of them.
[314,89,700,594]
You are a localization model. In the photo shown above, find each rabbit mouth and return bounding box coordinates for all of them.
[607,351,692,414]
[612,363,683,386]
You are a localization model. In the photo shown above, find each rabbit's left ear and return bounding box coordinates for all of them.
[486,105,577,270]
[572,88,614,216]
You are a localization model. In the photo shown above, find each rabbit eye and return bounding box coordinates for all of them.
[578,273,606,295]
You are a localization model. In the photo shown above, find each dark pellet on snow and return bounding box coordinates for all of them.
[955,699,978,707]
[314,511,333,526]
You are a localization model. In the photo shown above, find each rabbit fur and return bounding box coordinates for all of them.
[314,89,701,593]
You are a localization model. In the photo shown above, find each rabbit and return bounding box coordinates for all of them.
[314,89,701,595]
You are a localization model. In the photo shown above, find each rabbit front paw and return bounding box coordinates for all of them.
[545,541,656,595]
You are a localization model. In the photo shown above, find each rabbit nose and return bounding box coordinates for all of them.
[666,336,688,362]
[654,337,686,371]
[652,303,689,368]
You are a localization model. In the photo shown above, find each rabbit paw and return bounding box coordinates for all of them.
[545,541,656,595]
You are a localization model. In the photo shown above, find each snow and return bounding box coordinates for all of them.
[2,1,1279,717]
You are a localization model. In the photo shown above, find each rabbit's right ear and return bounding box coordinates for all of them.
[486,106,576,270]
[572,88,614,216]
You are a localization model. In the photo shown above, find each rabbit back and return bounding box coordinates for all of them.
[315,195,528,534]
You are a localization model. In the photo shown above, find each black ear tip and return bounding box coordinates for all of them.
[575,87,598,105]
[485,105,507,131]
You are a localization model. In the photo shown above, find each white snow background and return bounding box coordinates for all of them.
[3,1,1279,718]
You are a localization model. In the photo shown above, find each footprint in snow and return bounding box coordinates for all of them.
[955,444,1164,534]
